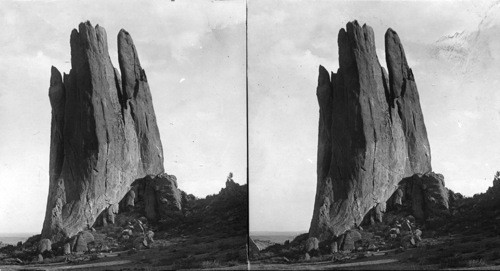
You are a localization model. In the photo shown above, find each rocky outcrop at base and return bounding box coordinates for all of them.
[131,173,183,222]
[387,172,450,220]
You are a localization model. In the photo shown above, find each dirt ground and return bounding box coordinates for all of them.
[0,234,247,270]
[250,233,500,270]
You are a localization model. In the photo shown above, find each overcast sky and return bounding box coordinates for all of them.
[249,0,500,232]
[0,0,246,234]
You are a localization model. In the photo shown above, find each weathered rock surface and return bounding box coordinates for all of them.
[38,239,52,254]
[125,190,136,207]
[388,172,450,220]
[42,21,164,242]
[330,241,338,253]
[363,202,387,225]
[338,230,362,251]
[104,203,119,225]
[133,236,149,250]
[63,242,71,255]
[132,173,183,221]
[309,21,432,241]
[305,237,319,253]
[72,231,95,252]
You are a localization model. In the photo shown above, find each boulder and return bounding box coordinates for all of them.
[100,245,110,252]
[79,231,95,243]
[63,243,71,255]
[146,230,154,241]
[133,236,148,250]
[310,20,431,241]
[42,21,165,242]
[389,228,400,235]
[330,241,338,253]
[305,237,319,252]
[134,219,145,234]
[38,239,52,253]
[401,219,412,231]
[363,202,387,225]
[389,172,450,220]
[126,190,136,207]
[100,203,119,226]
[133,173,183,221]
[401,235,415,248]
[421,172,449,212]
[73,231,94,252]
[74,237,87,253]
[340,230,362,251]
[393,188,404,206]
[374,203,386,223]
[414,229,422,241]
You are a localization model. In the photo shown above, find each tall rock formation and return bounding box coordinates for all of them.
[42,21,164,242]
[309,21,431,241]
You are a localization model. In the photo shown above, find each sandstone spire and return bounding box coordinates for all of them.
[42,22,164,241]
[309,21,431,241]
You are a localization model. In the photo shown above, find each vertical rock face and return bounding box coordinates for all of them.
[118,30,164,175]
[385,29,431,175]
[42,22,164,242]
[309,21,432,241]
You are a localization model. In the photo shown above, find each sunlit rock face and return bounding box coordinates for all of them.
[309,21,431,241]
[42,21,164,242]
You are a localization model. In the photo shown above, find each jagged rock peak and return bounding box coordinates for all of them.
[49,66,62,86]
[309,21,432,241]
[42,21,164,242]
[48,67,64,107]
[317,65,330,85]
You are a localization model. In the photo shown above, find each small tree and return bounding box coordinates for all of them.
[494,171,500,187]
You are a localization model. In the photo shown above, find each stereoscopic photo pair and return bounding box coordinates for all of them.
[1,0,499,270]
